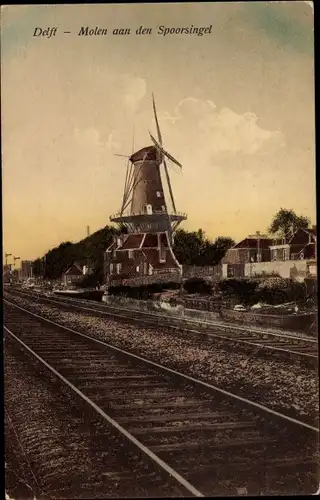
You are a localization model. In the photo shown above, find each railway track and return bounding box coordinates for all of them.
[7,288,318,366]
[4,299,319,496]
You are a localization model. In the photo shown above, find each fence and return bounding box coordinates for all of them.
[182,265,222,279]
[103,294,316,334]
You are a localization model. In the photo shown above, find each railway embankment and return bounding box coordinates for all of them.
[5,292,319,426]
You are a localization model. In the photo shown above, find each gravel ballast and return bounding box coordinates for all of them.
[4,293,319,424]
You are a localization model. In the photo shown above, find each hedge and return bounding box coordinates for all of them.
[217,277,309,305]
[183,278,212,294]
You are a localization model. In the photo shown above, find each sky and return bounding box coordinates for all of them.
[1,1,315,262]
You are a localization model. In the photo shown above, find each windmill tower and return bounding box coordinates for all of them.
[106,94,187,286]
[110,94,187,239]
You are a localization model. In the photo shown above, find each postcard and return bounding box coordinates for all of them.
[2,2,318,498]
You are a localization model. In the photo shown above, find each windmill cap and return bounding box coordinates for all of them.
[130,145,159,163]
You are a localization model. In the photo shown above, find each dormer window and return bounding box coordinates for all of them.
[146,204,153,215]
[156,191,162,198]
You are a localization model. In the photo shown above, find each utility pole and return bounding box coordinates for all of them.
[5,253,12,266]
[256,231,261,263]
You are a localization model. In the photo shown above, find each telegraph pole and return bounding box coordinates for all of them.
[256,231,261,263]
[5,253,12,266]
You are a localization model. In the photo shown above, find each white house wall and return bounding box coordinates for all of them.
[244,260,308,280]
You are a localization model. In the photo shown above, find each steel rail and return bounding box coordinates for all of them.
[4,323,204,498]
[11,288,316,342]
[4,299,319,433]
[6,291,317,361]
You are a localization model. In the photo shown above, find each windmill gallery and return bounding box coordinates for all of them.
[105,94,187,287]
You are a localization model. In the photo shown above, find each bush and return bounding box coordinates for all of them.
[304,278,318,300]
[218,278,258,305]
[76,273,100,289]
[109,282,180,299]
[183,278,212,294]
[217,277,308,306]
[255,277,306,305]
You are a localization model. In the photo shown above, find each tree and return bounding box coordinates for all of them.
[32,258,42,277]
[212,236,235,264]
[173,230,234,266]
[269,208,310,237]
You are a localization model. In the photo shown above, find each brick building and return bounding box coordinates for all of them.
[105,231,182,286]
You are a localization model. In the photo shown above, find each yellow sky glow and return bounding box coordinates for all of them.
[1,2,315,262]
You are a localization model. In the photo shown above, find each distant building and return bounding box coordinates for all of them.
[62,263,84,286]
[222,233,272,278]
[269,226,316,261]
[21,260,33,279]
[104,232,182,287]
[222,226,317,280]
[3,264,12,283]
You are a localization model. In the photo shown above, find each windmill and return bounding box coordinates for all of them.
[110,94,187,239]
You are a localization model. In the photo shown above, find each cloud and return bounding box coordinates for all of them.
[122,75,147,113]
[163,97,285,158]
[106,131,122,150]
[74,127,102,147]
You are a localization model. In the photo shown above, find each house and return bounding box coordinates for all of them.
[3,264,11,284]
[62,263,84,286]
[222,233,272,278]
[104,231,182,287]
[222,226,317,280]
[269,226,316,261]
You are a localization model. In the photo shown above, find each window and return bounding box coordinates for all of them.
[161,205,166,212]
[136,265,140,272]
[227,266,234,278]
[143,262,148,274]
[146,204,152,215]
[128,250,133,259]
[117,238,121,247]
[116,263,122,274]
[110,263,114,273]
[159,247,166,263]
[156,191,162,198]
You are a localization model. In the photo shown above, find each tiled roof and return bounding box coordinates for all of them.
[305,228,317,238]
[106,240,117,252]
[160,232,169,247]
[120,234,144,250]
[302,243,316,259]
[142,248,180,270]
[142,234,158,248]
[233,237,272,249]
[64,263,83,276]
